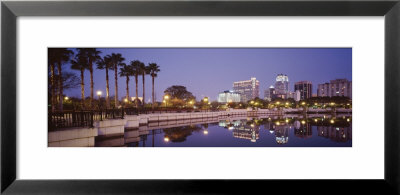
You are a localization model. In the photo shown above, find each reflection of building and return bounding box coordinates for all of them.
[218,90,241,103]
[264,85,276,101]
[233,128,259,142]
[294,121,312,139]
[233,77,260,102]
[274,74,289,99]
[317,79,352,98]
[274,125,289,144]
[317,126,352,143]
[227,120,260,142]
[294,81,312,100]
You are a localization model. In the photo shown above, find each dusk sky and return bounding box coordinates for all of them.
[62,48,352,102]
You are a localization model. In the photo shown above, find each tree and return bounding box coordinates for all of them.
[148,63,160,109]
[71,50,88,109]
[85,49,102,109]
[109,53,125,108]
[97,55,113,108]
[164,85,196,100]
[119,64,132,104]
[130,60,143,108]
[48,72,80,109]
[48,48,73,111]
[140,63,150,107]
[48,49,57,111]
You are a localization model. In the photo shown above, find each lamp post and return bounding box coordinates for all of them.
[97,91,102,109]
[203,97,209,110]
[163,95,169,108]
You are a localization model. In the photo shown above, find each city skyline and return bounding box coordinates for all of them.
[61,48,352,102]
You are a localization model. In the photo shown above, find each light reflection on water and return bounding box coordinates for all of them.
[95,115,352,147]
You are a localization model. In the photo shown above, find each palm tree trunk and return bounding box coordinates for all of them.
[114,65,119,107]
[135,74,139,108]
[142,73,145,107]
[57,61,63,111]
[89,60,94,109]
[152,76,155,110]
[50,64,56,112]
[80,69,85,109]
[105,67,110,108]
[126,76,130,102]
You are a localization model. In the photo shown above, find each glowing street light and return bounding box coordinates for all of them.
[97,90,102,97]
[164,137,170,142]
[64,96,69,100]
[163,95,169,108]
[203,130,209,135]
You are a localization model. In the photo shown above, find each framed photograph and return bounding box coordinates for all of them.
[2,0,400,194]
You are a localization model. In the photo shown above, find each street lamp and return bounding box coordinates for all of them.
[163,95,169,108]
[64,96,69,100]
[97,91,102,99]
[96,90,102,109]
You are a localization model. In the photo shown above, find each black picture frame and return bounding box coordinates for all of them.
[1,0,399,194]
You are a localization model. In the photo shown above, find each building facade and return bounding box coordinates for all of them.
[217,90,241,103]
[274,74,289,99]
[288,90,301,102]
[317,79,352,98]
[264,85,276,101]
[294,81,313,100]
[233,77,260,102]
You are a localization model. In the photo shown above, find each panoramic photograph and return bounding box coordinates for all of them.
[48,48,352,147]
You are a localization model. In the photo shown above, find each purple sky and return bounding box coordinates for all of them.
[62,48,352,102]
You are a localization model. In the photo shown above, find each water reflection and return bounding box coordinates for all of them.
[95,115,352,147]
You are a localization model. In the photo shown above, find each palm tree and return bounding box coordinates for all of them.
[130,60,143,108]
[109,53,125,108]
[148,63,160,109]
[85,49,102,109]
[140,63,150,107]
[48,48,73,111]
[97,55,113,108]
[70,51,88,109]
[119,64,132,104]
[48,49,57,112]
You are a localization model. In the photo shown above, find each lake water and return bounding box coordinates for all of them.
[95,114,351,147]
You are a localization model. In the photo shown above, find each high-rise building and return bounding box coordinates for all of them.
[217,90,241,103]
[233,77,260,102]
[264,85,276,101]
[294,81,312,100]
[317,79,352,98]
[288,90,301,102]
[274,74,289,99]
